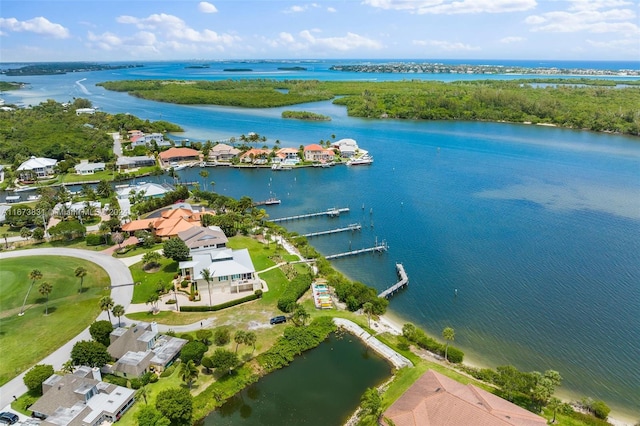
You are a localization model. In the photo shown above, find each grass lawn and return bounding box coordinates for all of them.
[58,170,114,184]
[0,256,110,386]
[131,258,179,304]
[15,237,111,252]
[0,224,21,238]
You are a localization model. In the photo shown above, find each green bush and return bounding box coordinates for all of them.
[213,328,231,346]
[277,273,312,313]
[130,378,142,389]
[160,364,176,377]
[86,233,111,246]
[179,293,259,312]
[180,341,208,365]
[102,374,128,387]
[591,400,611,420]
[23,364,54,395]
[446,346,464,364]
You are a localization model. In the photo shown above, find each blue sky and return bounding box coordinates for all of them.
[1,0,639,62]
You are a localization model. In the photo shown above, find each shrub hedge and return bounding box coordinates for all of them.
[276,273,313,313]
[180,293,260,312]
[402,323,464,364]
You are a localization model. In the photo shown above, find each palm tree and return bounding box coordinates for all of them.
[363,302,374,329]
[548,397,562,424]
[201,268,214,307]
[19,269,43,316]
[74,266,87,293]
[61,360,75,374]
[136,386,148,405]
[2,233,8,249]
[234,330,246,353]
[112,232,124,250]
[244,331,257,353]
[112,304,125,327]
[199,170,209,191]
[180,359,199,389]
[100,296,114,323]
[146,294,159,313]
[442,327,455,362]
[99,222,111,245]
[39,282,53,315]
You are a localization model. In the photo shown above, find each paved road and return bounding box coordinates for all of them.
[0,248,134,409]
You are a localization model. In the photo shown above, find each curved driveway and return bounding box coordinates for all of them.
[0,248,134,409]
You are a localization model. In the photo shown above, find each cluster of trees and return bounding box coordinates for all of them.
[282,110,331,121]
[402,323,464,364]
[131,185,189,216]
[98,78,640,135]
[257,316,336,373]
[277,273,313,312]
[328,274,388,315]
[98,79,334,108]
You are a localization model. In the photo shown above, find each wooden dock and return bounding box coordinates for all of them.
[325,240,388,259]
[378,263,409,298]
[302,223,361,238]
[271,207,349,222]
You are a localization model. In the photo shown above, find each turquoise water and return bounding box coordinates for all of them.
[201,333,391,425]
[2,61,639,417]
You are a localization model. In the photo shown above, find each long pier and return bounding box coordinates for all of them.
[325,240,388,259]
[302,223,361,238]
[272,207,349,222]
[378,263,409,298]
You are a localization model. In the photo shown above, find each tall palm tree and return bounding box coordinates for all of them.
[363,302,374,329]
[442,327,455,362]
[136,386,148,405]
[100,296,114,323]
[2,233,8,249]
[180,360,199,389]
[200,268,214,307]
[199,170,209,191]
[234,330,246,353]
[39,281,53,315]
[112,304,125,327]
[19,269,43,316]
[244,331,257,354]
[74,266,87,293]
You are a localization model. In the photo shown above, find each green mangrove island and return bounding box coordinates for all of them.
[97,79,640,135]
[281,110,331,121]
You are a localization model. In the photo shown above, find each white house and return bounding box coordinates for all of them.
[209,143,240,162]
[76,108,96,115]
[333,138,359,158]
[17,156,57,180]
[178,227,260,294]
[116,155,156,171]
[116,182,172,200]
[75,161,106,175]
[130,132,171,148]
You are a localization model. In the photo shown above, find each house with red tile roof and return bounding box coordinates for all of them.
[239,148,270,164]
[382,370,547,426]
[303,144,334,162]
[158,147,200,164]
[121,207,203,238]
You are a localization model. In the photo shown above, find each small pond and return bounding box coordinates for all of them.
[201,333,392,425]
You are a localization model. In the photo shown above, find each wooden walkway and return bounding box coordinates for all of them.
[302,223,361,238]
[271,207,349,222]
[325,240,388,259]
[378,263,409,298]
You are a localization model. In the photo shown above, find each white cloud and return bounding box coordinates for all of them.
[566,0,633,11]
[116,13,239,45]
[500,36,526,43]
[363,0,537,14]
[587,37,640,49]
[299,30,383,50]
[279,32,295,43]
[0,16,70,38]
[413,39,481,50]
[327,7,337,12]
[525,8,640,34]
[198,2,219,13]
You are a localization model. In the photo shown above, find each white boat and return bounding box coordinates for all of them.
[264,197,281,205]
[271,163,292,171]
[347,155,373,166]
[169,162,187,171]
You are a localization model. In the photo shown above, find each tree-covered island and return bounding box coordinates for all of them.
[97,79,640,135]
[282,110,331,121]
[0,62,143,76]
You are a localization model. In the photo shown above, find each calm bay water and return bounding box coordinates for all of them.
[202,334,391,425]
[2,60,639,418]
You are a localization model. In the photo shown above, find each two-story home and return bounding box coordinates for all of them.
[239,148,269,164]
[159,147,200,165]
[105,321,188,378]
[29,366,135,426]
[17,156,57,181]
[209,143,240,162]
[273,147,300,165]
[177,226,260,294]
[332,138,359,158]
[303,144,335,162]
[130,132,171,148]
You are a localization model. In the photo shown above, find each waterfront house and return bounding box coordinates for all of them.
[115,155,156,171]
[159,147,200,165]
[332,138,359,158]
[303,144,334,162]
[381,370,547,426]
[17,156,57,181]
[273,147,301,165]
[75,108,96,115]
[116,182,173,201]
[209,143,240,162]
[105,321,187,378]
[74,160,106,175]
[177,226,260,294]
[29,366,135,426]
[130,132,171,148]
[240,148,270,164]
[120,206,202,238]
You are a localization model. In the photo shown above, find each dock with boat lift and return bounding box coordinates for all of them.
[378,263,409,299]
[325,240,388,259]
[301,223,361,238]
[271,207,349,222]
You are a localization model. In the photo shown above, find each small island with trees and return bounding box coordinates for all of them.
[0,62,143,76]
[282,110,331,121]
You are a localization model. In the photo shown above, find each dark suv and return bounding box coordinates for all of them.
[0,412,19,425]
[269,315,286,325]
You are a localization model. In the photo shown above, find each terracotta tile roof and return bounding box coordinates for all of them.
[159,147,200,160]
[382,370,547,426]
[304,144,324,151]
[121,208,201,237]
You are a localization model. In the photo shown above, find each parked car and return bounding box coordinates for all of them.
[0,412,19,425]
[270,315,287,325]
